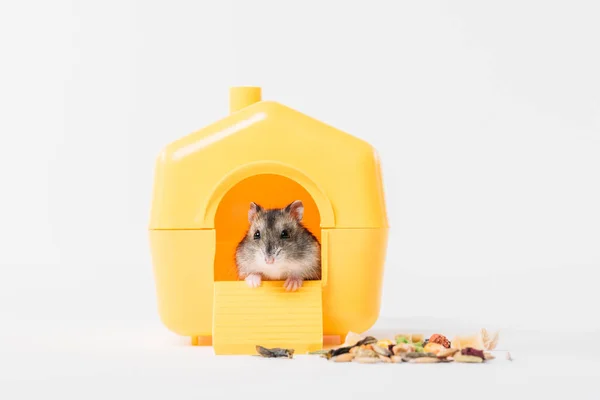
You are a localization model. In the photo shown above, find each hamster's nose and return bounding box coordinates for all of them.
[265,256,275,264]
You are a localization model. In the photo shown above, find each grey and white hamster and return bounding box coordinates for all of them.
[235,200,321,291]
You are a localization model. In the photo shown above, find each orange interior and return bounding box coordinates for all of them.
[214,174,321,281]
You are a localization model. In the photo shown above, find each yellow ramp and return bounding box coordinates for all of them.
[212,281,323,355]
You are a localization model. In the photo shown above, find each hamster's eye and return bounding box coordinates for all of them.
[253,230,261,240]
[280,230,290,239]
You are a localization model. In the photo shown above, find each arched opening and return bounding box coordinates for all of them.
[214,174,321,281]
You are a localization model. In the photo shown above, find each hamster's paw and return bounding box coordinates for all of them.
[245,274,262,288]
[284,277,303,292]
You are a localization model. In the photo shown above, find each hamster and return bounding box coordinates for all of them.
[235,200,321,291]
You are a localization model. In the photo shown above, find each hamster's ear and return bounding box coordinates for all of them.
[285,200,304,221]
[248,202,262,222]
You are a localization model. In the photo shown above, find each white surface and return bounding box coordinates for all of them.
[2,318,600,399]
[1,0,599,396]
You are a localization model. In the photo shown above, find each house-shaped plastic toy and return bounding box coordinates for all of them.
[149,87,389,355]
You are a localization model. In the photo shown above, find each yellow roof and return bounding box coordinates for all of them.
[149,100,388,229]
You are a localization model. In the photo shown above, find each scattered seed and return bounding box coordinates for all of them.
[429,334,451,348]
[461,347,485,359]
[325,346,352,359]
[343,331,363,347]
[436,348,459,359]
[411,357,440,364]
[333,353,354,362]
[355,348,377,358]
[481,328,500,351]
[372,344,392,357]
[354,356,382,364]
[392,343,415,355]
[255,345,294,359]
[395,334,411,344]
[453,353,483,363]
[311,332,502,365]
[411,334,424,343]
[356,336,378,346]
[451,334,483,350]
[423,342,445,355]
[377,339,394,348]
[404,352,437,359]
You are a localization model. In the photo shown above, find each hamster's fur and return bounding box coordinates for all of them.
[235,200,321,291]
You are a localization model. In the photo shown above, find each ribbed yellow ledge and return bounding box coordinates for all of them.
[212,281,323,355]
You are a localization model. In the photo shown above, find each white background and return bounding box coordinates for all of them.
[1,0,599,398]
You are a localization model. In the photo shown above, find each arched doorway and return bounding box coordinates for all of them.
[214,174,322,281]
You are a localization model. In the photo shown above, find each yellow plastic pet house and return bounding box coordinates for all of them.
[149,87,389,355]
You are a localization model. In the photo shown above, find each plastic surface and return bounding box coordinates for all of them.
[229,86,262,113]
[149,230,214,336]
[149,87,389,354]
[212,281,323,355]
[148,101,388,230]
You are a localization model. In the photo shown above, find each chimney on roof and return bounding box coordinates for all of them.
[229,86,262,114]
